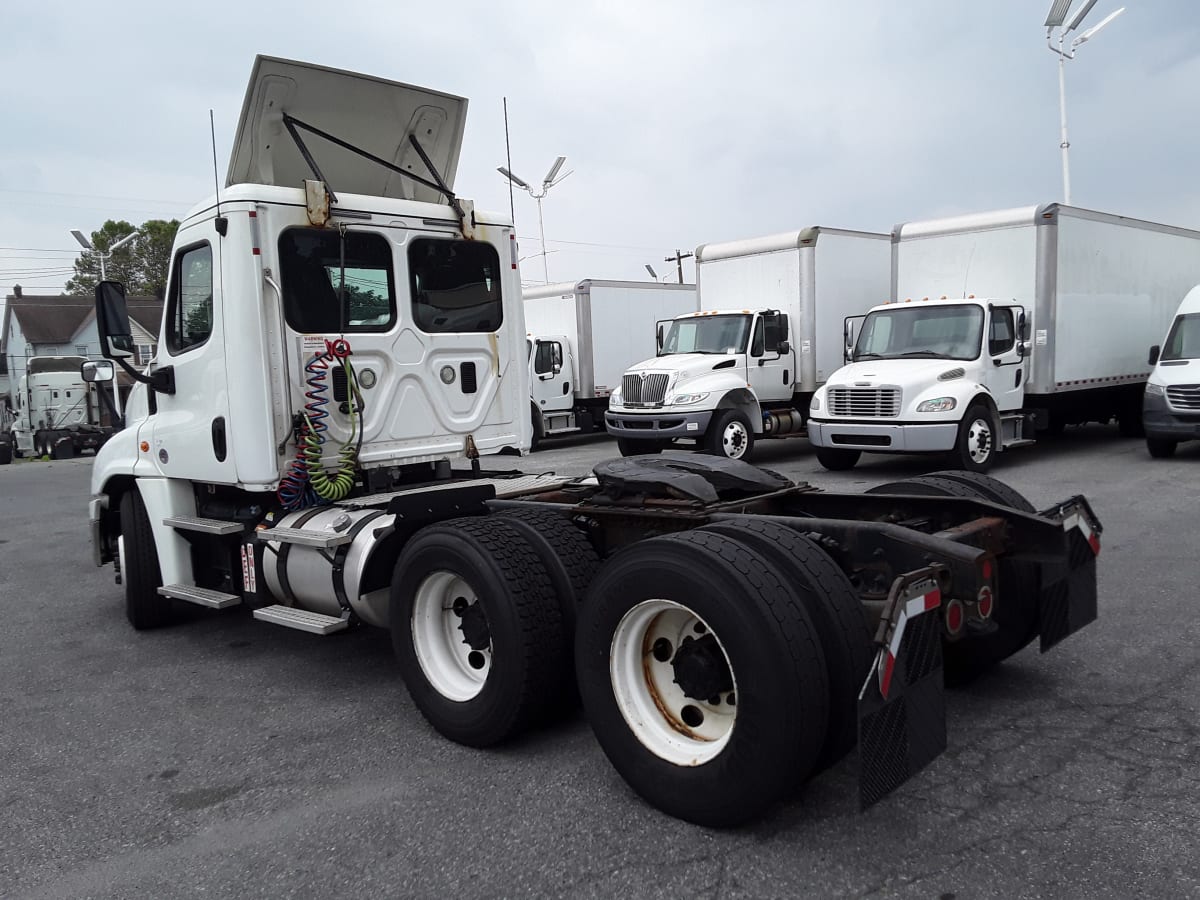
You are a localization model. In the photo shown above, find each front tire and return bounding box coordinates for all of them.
[952,402,996,472]
[705,409,755,460]
[815,447,861,471]
[1146,438,1177,458]
[576,531,829,827]
[391,517,570,747]
[119,489,173,630]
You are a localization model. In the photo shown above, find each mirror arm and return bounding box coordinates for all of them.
[95,383,125,430]
[114,357,176,395]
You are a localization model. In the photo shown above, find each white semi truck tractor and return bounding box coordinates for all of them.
[83,58,1104,828]
[9,356,114,459]
[809,204,1200,471]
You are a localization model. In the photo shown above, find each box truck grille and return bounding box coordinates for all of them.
[1167,384,1200,410]
[827,387,901,418]
[622,373,670,406]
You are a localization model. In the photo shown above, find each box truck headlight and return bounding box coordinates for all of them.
[610,384,623,404]
[1145,382,1165,396]
[810,395,821,411]
[668,392,709,406]
[917,397,957,413]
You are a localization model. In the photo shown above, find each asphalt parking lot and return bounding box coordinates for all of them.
[1,430,1198,899]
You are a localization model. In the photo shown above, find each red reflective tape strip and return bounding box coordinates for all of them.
[880,653,896,700]
[248,210,261,256]
[509,233,517,270]
[924,588,941,611]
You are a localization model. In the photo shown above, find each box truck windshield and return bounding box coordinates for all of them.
[1162,313,1200,361]
[662,314,751,355]
[854,304,984,362]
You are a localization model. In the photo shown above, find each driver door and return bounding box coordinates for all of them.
[982,305,1026,412]
[747,312,792,402]
[531,337,572,413]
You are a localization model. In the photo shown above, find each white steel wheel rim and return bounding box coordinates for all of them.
[412,571,491,702]
[721,419,750,459]
[967,417,992,463]
[610,599,738,766]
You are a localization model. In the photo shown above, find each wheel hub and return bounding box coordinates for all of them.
[671,634,734,701]
[453,597,491,651]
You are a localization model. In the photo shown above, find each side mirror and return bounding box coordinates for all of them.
[553,363,562,375]
[81,360,114,383]
[1017,311,1029,342]
[656,323,664,354]
[778,314,789,343]
[777,339,791,355]
[95,281,135,360]
[1148,345,1160,366]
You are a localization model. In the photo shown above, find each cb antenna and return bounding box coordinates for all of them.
[210,109,228,236]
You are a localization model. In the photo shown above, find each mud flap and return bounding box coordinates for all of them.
[1038,500,1102,652]
[858,568,948,810]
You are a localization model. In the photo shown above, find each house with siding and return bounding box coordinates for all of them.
[1,287,163,422]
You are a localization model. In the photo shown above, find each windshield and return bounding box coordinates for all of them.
[854,304,984,362]
[1162,313,1200,361]
[661,314,751,356]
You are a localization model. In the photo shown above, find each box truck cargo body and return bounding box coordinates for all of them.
[605,227,891,459]
[524,280,697,444]
[808,204,1200,471]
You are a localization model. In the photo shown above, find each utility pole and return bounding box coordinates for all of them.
[665,249,693,284]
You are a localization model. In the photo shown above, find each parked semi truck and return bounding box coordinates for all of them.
[1144,283,1200,457]
[524,279,697,446]
[9,356,113,459]
[808,204,1200,471]
[84,57,1102,828]
[605,227,891,459]
[0,400,12,464]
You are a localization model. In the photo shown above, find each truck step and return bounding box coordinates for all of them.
[164,515,244,536]
[1002,439,1037,450]
[158,584,242,609]
[253,605,349,635]
[256,526,353,549]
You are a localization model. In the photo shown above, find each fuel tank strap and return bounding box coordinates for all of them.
[274,506,327,606]
[330,510,387,613]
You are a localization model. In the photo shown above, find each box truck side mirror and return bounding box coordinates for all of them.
[81,360,114,383]
[95,281,135,360]
[1148,345,1160,366]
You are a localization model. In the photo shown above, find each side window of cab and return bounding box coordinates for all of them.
[166,243,214,354]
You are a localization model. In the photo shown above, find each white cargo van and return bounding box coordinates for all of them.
[1144,284,1200,457]
[524,279,696,445]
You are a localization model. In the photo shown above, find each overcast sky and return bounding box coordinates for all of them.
[2,0,1197,304]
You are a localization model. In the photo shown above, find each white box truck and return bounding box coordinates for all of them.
[523,279,697,446]
[76,57,1105,829]
[1143,283,1200,457]
[9,356,114,459]
[605,227,892,458]
[808,204,1200,471]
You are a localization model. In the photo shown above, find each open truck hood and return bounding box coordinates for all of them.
[226,56,467,204]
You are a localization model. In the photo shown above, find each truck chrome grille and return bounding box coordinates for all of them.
[1167,384,1200,410]
[622,373,670,405]
[828,387,901,418]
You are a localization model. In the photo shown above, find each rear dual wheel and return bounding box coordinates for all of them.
[576,529,837,827]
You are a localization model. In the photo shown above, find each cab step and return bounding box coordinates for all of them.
[253,605,349,635]
[164,515,244,535]
[1001,439,1037,450]
[256,527,353,549]
[158,584,242,609]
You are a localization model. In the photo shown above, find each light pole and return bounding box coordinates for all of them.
[71,229,138,281]
[498,156,572,283]
[1043,0,1126,205]
[70,228,137,421]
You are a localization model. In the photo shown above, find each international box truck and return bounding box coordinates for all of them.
[808,204,1200,471]
[605,227,892,458]
[523,279,697,446]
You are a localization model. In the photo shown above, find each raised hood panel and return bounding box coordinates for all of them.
[226,56,467,203]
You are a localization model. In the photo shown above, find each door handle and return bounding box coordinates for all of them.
[211,417,227,462]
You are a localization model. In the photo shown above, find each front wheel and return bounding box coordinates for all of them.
[1146,438,1177,458]
[576,531,829,827]
[952,403,996,472]
[705,409,755,460]
[815,447,861,471]
[120,489,172,629]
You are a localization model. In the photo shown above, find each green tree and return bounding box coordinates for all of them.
[66,218,180,298]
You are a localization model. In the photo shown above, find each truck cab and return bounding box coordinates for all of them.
[605,308,792,459]
[1144,284,1200,457]
[808,297,1028,471]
